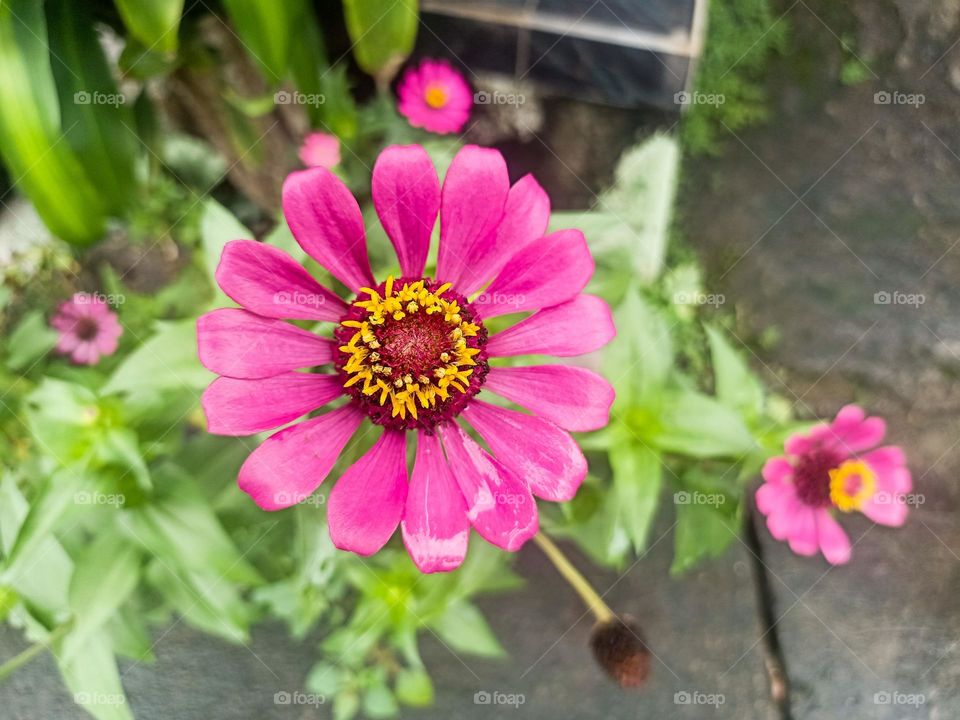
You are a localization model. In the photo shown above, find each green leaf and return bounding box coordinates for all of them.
[334,690,360,720]
[395,667,434,707]
[58,633,132,720]
[705,325,764,419]
[60,529,141,663]
[5,310,58,371]
[671,502,737,575]
[108,605,154,662]
[118,466,260,585]
[200,198,253,303]
[4,469,86,572]
[146,560,251,644]
[46,0,137,212]
[221,0,293,83]
[23,378,101,463]
[558,134,679,282]
[363,683,399,719]
[647,390,756,458]
[609,436,663,555]
[0,474,73,619]
[604,289,674,406]
[113,0,184,56]
[0,0,107,243]
[343,0,417,85]
[101,319,211,396]
[428,601,504,658]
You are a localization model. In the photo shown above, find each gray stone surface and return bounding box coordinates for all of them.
[0,508,778,719]
[684,1,960,718]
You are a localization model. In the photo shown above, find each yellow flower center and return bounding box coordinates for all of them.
[424,85,448,109]
[828,460,876,512]
[338,277,481,422]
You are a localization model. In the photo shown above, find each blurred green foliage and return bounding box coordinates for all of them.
[681,0,789,155]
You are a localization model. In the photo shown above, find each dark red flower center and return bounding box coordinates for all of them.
[793,448,844,507]
[334,276,489,432]
[74,316,99,341]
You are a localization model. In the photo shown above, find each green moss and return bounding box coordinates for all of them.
[681,0,788,156]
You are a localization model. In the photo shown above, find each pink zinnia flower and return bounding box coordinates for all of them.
[397,59,473,134]
[51,293,123,365]
[756,405,912,565]
[197,144,615,572]
[298,132,340,169]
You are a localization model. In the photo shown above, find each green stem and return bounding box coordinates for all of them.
[533,533,614,623]
[0,622,71,683]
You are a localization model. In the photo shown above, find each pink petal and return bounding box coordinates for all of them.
[784,426,826,455]
[436,146,509,287]
[860,493,909,526]
[215,239,347,322]
[372,145,439,277]
[438,422,538,552]
[299,132,340,169]
[486,295,615,358]
[861,446,906,475]
[202,373,343,436]
[197,308,335,379]
[457,174,551,296]
[483,365,614,432]
[401,431,469,573]
[238,405,364,510]
[815,511,852,565]
[762,456,794,485]
[755,480,796,516]
[474,229,594,319]
[72,342,99,366]
[765,495,802,541]
[328,430,408,556]
[461,400,586,502]
[787,505,819,556]
[282,168,374,292]
[827,404,886,453]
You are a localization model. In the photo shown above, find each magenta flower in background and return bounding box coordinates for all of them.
[397,59,473,134]
[298,131,341,169]
[756,405,912,565]
[51,293,123,365]
[197,143,615,572]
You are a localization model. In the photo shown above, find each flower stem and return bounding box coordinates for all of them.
[533,532,614,623]
[0,621,71,683]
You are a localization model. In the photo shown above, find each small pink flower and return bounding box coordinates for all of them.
[197,144,616,572]
[756,405,912,565]
[298,132,340,169]
[397,59,472,134]
[51,293,123,365]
